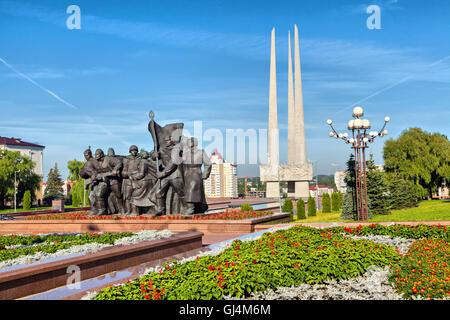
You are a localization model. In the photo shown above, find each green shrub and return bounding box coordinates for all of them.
[240,203,253,211]
[307,196,316,216]
[23,190,32,210]
[331,192,339,211]
[296,200,306,220]
[322,193,331,213]
[281,198,293,213]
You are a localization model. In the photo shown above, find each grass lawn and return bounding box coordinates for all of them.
[291,200,450,223]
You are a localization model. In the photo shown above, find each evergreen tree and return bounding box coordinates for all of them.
[341,190,357,220]
[322,193,331,213]
[281,198,293,213]
[341,154,357,220]
[23,190,31,210]
[307,196,316,216]
[366,154,390,215]
[296,199,306,220]
[387,175,418,210]
[338,191,344,209]
[44,163,64,200]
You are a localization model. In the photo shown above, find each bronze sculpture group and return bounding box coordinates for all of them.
[79,112,212,216]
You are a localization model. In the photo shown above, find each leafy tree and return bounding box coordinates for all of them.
[366,154,390,215]
[383,128,450,199]
[307,196,316,216]
[67,159,85,182]
[281,198,293,213]
[322,193,331,213]
[67,159,87,207]
[315,175,337,190]
[23,190,31,210]
[0,150,41,208]
[296,199,306,220]
[44,163,64,200]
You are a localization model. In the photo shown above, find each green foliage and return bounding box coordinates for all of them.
[386,175,419,210]
[307,196,316,216]
[240,203,253,211]
[93,226,401,300]
[338,192,343,209]
[0,232,134,262]
[383,128,450,199]
[335,223,449,240]
[331,192,339,211]
[0,150,41,208]
[366,154,390,215]
[44,163,64,200]
[315,175,337,190]
[388,238,449,299]
[341,190,357,220]
[281,198,293,213]
[322,193,331,213]
[67,159,85,182]
[296,200,306,220]
[23,190,31,210]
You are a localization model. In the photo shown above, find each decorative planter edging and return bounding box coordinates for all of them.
[0,213,291,235]
[0,230,203,300]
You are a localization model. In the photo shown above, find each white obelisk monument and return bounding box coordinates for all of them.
[260,25,313,199]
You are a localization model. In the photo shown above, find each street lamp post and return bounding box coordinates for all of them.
[327,106,389,221]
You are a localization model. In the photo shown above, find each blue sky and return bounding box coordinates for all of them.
[1,0,449,180]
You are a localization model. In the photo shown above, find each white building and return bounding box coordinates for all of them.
[204,149,237,198]
[309,185,333,198]
[334,170,347,194]
[1,136,45,202]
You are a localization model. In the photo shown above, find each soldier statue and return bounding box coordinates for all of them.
[100,148,124,214]
[121,145,143,215]
[182,137,212,214]
[79,147,99,215]
[129,150,157,214]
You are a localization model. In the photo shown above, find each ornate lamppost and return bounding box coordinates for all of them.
[326,106,390,221]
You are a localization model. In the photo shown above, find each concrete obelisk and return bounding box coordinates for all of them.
[260,26,312,199]
[265,27,280,198]
[287,30,295,165]
[293,24,310,198]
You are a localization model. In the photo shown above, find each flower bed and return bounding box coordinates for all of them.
[24,209,274,221]
[337,223,448,240]
[89,224,450,300]
[389,238,449,299]
[92,226,401,300]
